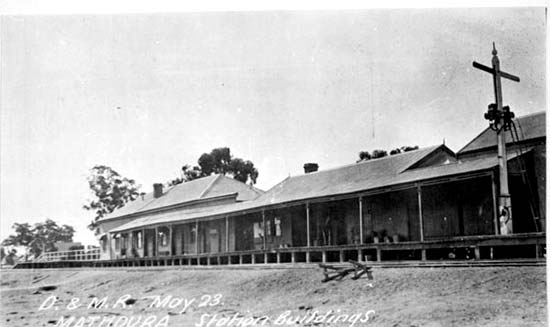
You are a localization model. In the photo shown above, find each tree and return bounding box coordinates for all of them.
[3,249,17,265]
[83,165,143,223]
[228,158,258,184]
[3,223,33,248]
[198,147,232,175]
[390,145,420,155]
[371,150,388,159]
[2,219,75,257]
[169,147,259,186]
[401,145,419,152]
[358,145,419,162]
[358,151,372,161]
[168,165,203,187]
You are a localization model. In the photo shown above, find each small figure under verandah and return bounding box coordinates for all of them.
[499,208,512,235]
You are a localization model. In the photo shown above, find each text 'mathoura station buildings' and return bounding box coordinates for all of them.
[93,112,545,265]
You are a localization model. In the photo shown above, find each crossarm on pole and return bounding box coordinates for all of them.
[473,61,520,82]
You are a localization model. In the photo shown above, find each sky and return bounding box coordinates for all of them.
[0,6,546,246]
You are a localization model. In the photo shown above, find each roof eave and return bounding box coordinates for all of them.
[457,135,545,157]
[97,192,239,224]
[111,166,497,234]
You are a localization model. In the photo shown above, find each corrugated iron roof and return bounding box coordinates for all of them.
[110,201,247,232]
[254,145,442,205]
[98,192,156,222]
[458,111,546,154]
[99,174,263,222]
[110,146,525,233]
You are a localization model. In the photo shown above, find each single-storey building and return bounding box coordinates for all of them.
[94,111,546,264]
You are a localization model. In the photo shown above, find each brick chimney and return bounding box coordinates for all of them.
[153,183,164,198]
[303,163,319,174]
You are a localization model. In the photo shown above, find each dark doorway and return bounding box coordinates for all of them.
[510,175,539,233]
[144,229,156,257]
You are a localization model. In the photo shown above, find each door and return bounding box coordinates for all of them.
[144,229,156,257]
[209,228,219,253]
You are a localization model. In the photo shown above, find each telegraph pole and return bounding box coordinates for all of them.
[473,43,520,234]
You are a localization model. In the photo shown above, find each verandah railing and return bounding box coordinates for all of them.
[14,233,545,269]
[34,248,101,262]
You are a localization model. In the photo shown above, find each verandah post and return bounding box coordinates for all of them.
[225,216,229,252]
[417,184,426,261]
[491,172,499,235]
[306,202,311,263]
[359,196,364,244]
[306,202,311,247]
[154,226,158,257]
[417,184,424,242]
[169,225,173,257]
[195,220,199,255]
[262,210,268,263]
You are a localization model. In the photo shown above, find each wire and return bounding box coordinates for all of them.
[508,119,540,232]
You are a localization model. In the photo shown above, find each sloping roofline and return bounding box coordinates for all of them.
[457,111,546,154]
[98,174,263,223]
[110,149,530,233]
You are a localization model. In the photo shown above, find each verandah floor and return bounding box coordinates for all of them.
[15,232,545,269]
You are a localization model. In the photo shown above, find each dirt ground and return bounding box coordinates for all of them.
[0,266,546,327]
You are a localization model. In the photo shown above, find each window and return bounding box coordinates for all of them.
[274,217,282,236]
[266,220,272,236]
[263,217,282,237]
[181,229,186,254]
[114,234,120,250]
[136,231,142,249]
[120,234,128,256]
[253,222,263,238]
[159,232,167,246]
[190,226,196,243]
[101,236,107,251]
[157,227,171,247]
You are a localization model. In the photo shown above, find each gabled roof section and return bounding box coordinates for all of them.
[253,145,443,206]
[200,174,264,201]
[458,111,546,155]
[99,192,156,222]
[402,145,456,171]
[99,174,263,222]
